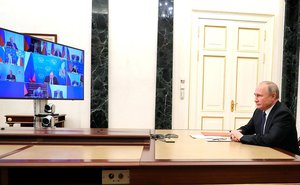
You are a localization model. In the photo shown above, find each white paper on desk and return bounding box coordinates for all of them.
[190,134,231,142]
[190,134,205,139]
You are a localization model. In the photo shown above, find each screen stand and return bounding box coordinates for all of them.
[33,99,48,128]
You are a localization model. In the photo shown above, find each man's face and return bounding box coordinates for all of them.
[34,43,38,49]
[50,72,54,79]
[254,84,276,111]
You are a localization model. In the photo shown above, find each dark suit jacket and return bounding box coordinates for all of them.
[44,76,59,85]
[6,42,18,50]
[71,68,78,73]
[28,45,41,54]
[239,101,300,155]
[6,74,16,81]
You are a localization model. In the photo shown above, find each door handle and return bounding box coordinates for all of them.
[231,100,235,112]
[231,100,238,112]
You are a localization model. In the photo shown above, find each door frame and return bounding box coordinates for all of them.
[172,9,281,129]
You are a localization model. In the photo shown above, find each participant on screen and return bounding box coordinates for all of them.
[6,69,16,82]
[44,71,59,85]
[6,36,18,50]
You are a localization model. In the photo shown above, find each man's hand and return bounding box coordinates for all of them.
[230,130,243,142]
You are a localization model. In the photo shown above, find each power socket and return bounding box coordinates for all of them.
[102,170,130,184]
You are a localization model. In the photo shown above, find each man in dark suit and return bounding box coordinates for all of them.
[6,70,16,82]
[44,71,59,85]
[230,81,300,155]
[6,36,18,50]
[28,42,41,54]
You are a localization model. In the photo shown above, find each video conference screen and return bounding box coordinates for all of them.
[0,27,84,100]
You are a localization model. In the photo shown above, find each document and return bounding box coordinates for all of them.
[190,134,231,142]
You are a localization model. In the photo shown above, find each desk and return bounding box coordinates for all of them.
[0,128,300,185]
[4,114,66,127]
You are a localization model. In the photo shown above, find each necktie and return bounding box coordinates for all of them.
[262,112,266,134]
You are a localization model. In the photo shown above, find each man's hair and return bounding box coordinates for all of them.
[260,81,279,99]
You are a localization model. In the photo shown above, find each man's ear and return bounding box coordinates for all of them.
[271,93,277,99]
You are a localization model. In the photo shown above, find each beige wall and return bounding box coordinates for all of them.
[0,0,92,128]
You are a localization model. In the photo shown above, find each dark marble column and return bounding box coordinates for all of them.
[91,0,109,128]
[281,0,300,116]
[155,0,174,129]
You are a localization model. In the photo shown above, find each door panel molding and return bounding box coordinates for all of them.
[202,116,224,130]
[234,117,251,130]
[202,55,226,111]
[204,25,227,50]
[235,57,259,112]
[238,27,261,52]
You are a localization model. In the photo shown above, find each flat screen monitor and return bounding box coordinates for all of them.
[0,27,84,100]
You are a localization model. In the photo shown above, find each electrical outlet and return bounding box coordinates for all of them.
[102,170,130,184]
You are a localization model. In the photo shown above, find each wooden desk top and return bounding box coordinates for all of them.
[154,130,293,160]
[0,128,299,167]
[3,145,143,160]
[0,145,26,156]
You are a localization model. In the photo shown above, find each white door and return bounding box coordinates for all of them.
[188,18,269,131]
